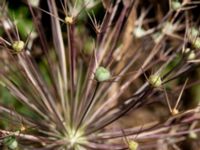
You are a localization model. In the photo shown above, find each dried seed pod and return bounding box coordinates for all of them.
[12,40,25,52]
[95,67,110,82]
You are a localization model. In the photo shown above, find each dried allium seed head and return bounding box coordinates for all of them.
[1,1,200,149]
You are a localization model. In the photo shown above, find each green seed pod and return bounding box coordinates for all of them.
[162,22,175,34]
[28,0,40,7]
[193,37,200,49]
[133,27,146,38]
[83,37,94,55]
[3,136,18,150]
[0,80,5,87]
[189,27,199,38]
[12,40,25,52]
[188,27,200,49]
[188,131,198,139]
[149,74,162,87]
[187,51,196,60]
[95,67,110,82]
[182,48,190,54]
[65,16,73,24]
[128,140,138,150]
[171,1,181,10]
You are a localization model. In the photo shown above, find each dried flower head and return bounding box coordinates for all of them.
[0,0,200,150]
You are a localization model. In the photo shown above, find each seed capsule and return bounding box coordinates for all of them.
[162,22,175,34]
[189,131,198,139]
[133,27,146,38]
[187,51,196,60]
[171,1,181,10]
[187,27,200,49]
[95,67,110,82]
[12,40,25,52]
[65,16,73,24]
[192,37,200,49]
[189,27,199,38]
[149,74,162,87]
[128,140,138,150]
[171,108,179,115]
